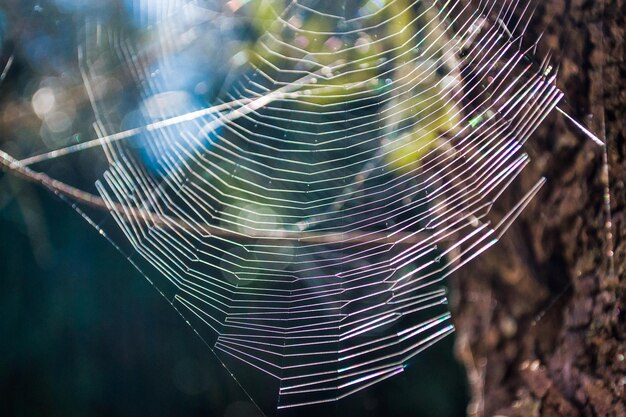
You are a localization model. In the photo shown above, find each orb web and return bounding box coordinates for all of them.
[52,0,561,411]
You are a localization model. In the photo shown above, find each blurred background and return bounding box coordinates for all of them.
[0,0,470,416]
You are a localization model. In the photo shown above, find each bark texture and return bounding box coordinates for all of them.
[452,1,626,416]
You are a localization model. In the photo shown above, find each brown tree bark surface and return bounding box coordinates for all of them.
[452,1,625,416]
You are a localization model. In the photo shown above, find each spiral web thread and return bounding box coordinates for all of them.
[72,0,562,409]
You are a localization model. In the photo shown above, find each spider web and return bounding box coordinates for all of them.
[20,0,563,412]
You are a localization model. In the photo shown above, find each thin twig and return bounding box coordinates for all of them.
[0,149,436,246]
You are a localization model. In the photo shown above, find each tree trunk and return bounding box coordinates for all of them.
[452,1,625,416]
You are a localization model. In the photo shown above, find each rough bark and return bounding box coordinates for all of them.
[451,1,625,416]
